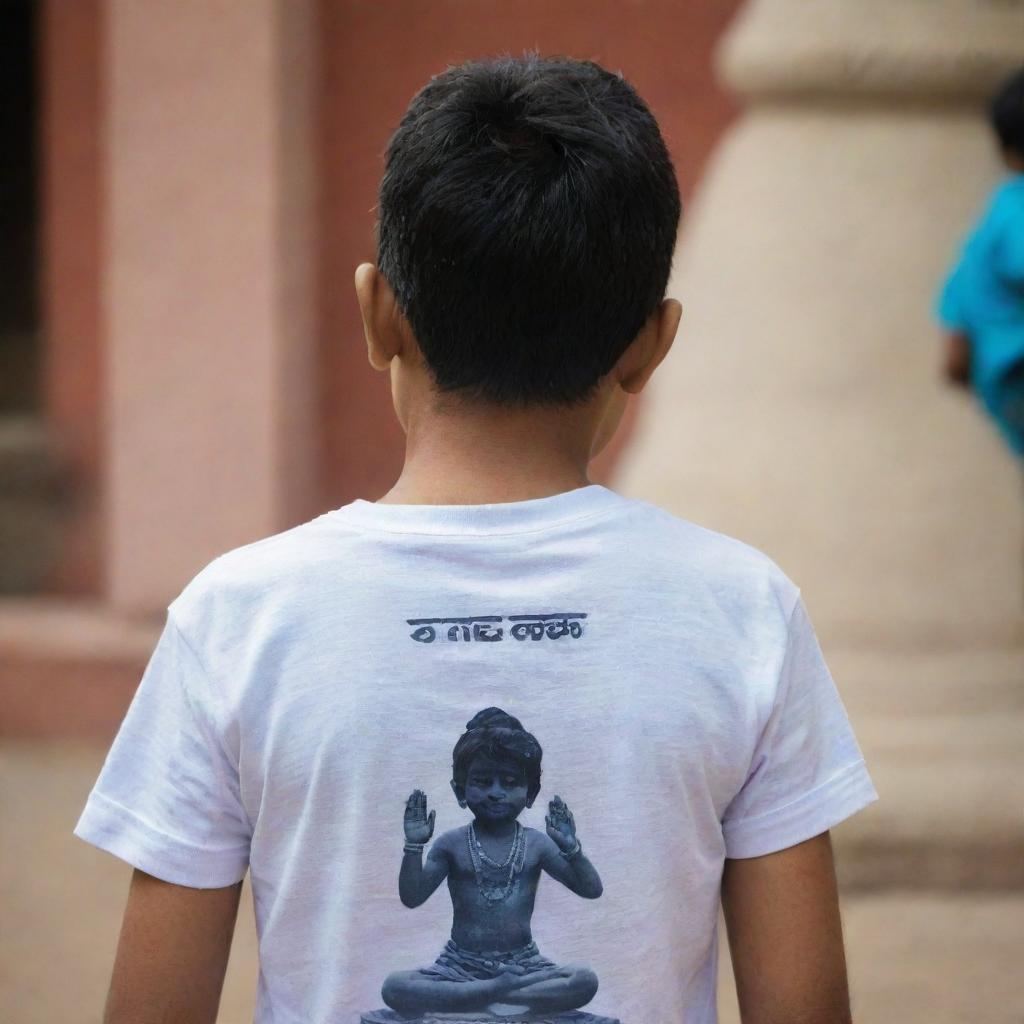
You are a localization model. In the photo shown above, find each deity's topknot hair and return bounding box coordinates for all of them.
[376,51,681,408]
[452,707,543,798]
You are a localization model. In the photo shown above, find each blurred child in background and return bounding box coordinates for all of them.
[938,65,1024,461]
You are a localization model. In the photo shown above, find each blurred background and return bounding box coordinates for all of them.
[1,1,1022,1021]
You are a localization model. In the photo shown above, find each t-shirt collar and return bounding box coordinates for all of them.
[324,483,629,535]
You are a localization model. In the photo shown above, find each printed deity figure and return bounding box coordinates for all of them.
[380,707,604,1018]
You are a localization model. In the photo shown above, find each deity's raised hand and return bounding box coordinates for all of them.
[404,789,435,844]
[545,794,577,851]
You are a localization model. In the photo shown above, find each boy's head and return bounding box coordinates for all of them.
[991,65,1024,170]
[358,52,681,419]
[450,707,543,819]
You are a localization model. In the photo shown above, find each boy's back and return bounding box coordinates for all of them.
[75,53,877,1023]
[76,484,875,1022]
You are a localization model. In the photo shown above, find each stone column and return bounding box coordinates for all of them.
[105,0,318,613]
[618,0,1024,647]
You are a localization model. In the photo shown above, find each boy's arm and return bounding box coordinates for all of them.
[721,831,852,1024]
[102,868,242,1024]
[942,330,972,388]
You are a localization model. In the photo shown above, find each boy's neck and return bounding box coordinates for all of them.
[376,403,600,506]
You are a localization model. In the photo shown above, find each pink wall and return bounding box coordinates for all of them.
[41,0,105,595]
[39,1,743,596]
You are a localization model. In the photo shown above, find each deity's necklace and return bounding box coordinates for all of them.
[467,820,527,905]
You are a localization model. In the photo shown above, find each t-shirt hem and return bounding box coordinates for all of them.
[721,759,879,859]
[73,789,249,888]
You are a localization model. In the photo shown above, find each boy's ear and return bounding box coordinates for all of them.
[617,297,682,395]
[354,263,406,371]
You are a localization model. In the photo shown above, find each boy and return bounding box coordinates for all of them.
[75,53,878,1024]
[937,65,1024,460]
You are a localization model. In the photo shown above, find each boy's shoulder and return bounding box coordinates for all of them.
[984,174,1024,223]
[995,173,1024,200]
[166,515,333,634]
[622,494,799,611]
[626,494,776,558]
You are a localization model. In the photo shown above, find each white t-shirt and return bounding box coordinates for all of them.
[75,484,878,1024]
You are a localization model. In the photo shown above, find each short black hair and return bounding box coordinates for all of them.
[375,52,681,408]
[990,64,1024,156]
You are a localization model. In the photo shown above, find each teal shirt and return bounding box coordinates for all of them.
[937,174,1024,456]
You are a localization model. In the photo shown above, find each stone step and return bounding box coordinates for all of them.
[0,598,159,740]
[0,416,70,593]
[825,643,1024,890]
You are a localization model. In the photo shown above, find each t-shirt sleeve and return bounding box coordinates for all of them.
[720,592,878,859]
[73,611,251,887]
